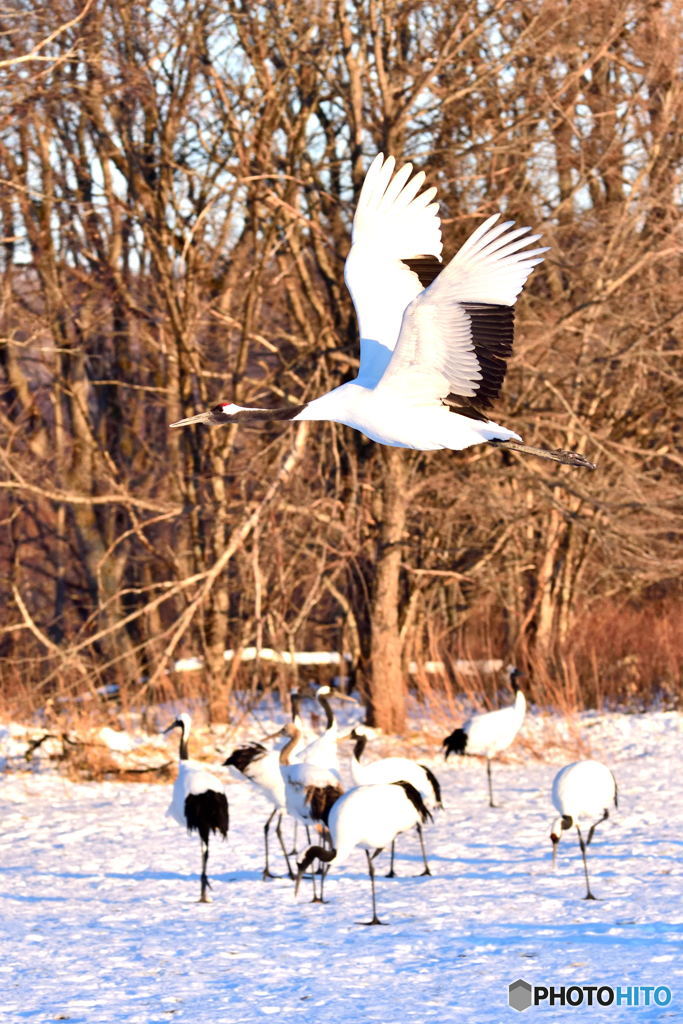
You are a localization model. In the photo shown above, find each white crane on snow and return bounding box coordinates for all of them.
[349,724,442,876]
[550,759,618,900]
[170,153,594,471]
[442,666,526,807]
[222,692,306,879]
[279,720,344,902]
[295,781,432,925]
[164,713,229,902]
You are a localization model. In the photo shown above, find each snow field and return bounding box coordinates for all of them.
[0,711,681,1023]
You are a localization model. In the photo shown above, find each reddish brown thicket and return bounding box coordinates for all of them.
[0,0,681,728]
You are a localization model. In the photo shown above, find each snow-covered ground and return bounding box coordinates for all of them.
[1,709,681,1023]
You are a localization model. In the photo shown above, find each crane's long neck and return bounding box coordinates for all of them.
[295,844,338,893]
[210,402,308,424]
[178,729,189,762]
[318,694,336,736]
[299,845,336,875]
[513,689,526,719]
[279,726,302,766]
[349,732,367,786]
[290,692,305,734]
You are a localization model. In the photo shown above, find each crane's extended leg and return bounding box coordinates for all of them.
[576,826,596,900]
[489,439,595,470]
[486,758,497,808]
[416,823,432,876]
[312,830,330,903]
[287,820,299,858]
[585,809,609,847]
[199,839,211,903]
[386,839,397,878]
[318,858,329,903]
[262,808,278,880]
[361,849,386,926]
[274,812,295,878]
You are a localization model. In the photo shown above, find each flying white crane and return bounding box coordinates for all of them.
[349,724,442,876]
[164,713,229,902]
[295,781,433,925]
[222,692,306,879]
[170,153,594,470]
[550,759,618,900]
[442,666,526,807]
[279,720,344,902]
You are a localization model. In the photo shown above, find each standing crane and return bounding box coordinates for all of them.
[295,781,433,925]
[223,692,306,879]
[550,759,618,900]
[442,666,526,807]
[170,153,594,471]
[279,721,343,903]
[164,713,229,902]
[348,725,442,876]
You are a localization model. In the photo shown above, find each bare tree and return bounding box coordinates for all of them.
[1,0,681,727]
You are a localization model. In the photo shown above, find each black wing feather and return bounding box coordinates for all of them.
[443,302,515,421]
[223,742,268,774]
[401,255,443,290]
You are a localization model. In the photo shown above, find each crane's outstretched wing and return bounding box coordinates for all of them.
[374,214,548,418]
[344,154,443,389]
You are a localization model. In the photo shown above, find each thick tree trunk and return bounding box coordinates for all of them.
[367,447,407,733]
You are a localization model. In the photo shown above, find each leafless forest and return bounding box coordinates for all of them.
[1,0,681,731]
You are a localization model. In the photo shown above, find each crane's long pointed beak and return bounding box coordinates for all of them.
[169,411,213,429]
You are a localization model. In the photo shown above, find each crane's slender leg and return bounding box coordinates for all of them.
[308,832,322,902]
[262,808,278,880]
[576,826,596,900]
[294,846,321,902]
[361,849,386,926]
[309,868,319,902]
[416,823,431,876]
[199,838,211,903]
[488,439,595,470]
[586,809,609,847]
[386,839,397,878]
[311,831,329,903]
[310,859,330,903]
[318,857,329,903]
[287,820,299,858]
[486,758,497,808]
[274,812,295,878]
[314,827,327,875]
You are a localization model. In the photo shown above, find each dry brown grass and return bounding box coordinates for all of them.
[563,597,682,709]
[409,593,682,716]
[1,594,679,780]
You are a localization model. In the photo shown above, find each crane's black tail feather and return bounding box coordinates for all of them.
[392,781,433,824]
[442,728,468,760]
[419,764,443,808]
